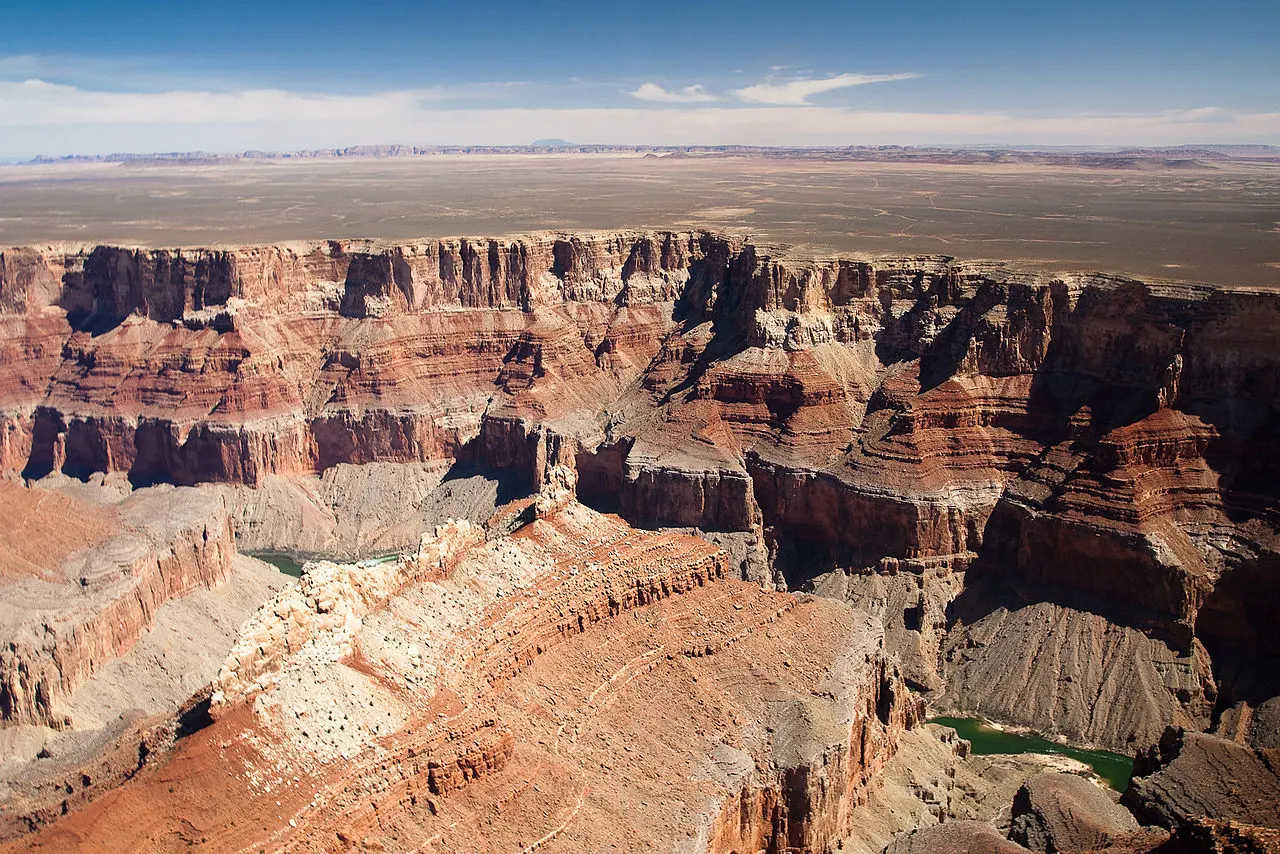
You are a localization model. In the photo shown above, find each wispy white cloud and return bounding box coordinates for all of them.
[1,79,1277,156]
[0,79,535,126]
[0,79,419,126]
[0,53,226,93]
[1165,106,1237,124]
[628,83,718,103]
[735,72,921,105]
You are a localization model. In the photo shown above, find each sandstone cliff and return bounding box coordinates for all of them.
[2,231,1278,751]
[0,481,236,728]
[16,496,923,853]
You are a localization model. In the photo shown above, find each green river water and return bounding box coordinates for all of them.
[248,552,399,578]
[249,552,307,577]
[929,716,1135,792]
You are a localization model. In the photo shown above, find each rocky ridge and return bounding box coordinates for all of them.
[0,480,237,728]
[14,491,925,852]
[3,230,1275,752]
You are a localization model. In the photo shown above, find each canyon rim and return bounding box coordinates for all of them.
[0,219,1275,852]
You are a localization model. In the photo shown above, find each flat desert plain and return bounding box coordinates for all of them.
[1,153,1277,286]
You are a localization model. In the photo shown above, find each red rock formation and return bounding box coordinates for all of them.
[1124,727,1280,850]
[11,500,921,852]
[0,483,236,727]
[2,231,1278,750]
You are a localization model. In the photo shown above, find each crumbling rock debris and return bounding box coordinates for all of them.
[885,819,1034,854]
[9,500,926,852]
[210,519,482,711]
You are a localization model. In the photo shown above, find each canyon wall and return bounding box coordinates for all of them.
[0,232,725,488]
[20,493,923,852]
[2,231,1277,749]
[0,483,237,727]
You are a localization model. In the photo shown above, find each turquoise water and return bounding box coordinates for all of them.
[929,716,1135,792]
[247,551,400,578]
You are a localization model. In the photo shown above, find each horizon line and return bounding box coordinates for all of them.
[8,141,1280,164]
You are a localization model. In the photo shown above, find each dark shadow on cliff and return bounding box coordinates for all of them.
[574,437,633,515]
[913,280,1007,391]
[175,692,215,740]
[69,310,132,337]
[1195,547,1280,719]
[20,405,111,483]
[436,458,529,508]
[1189,399,1280,527]
[945,571,1182,648]
[770,531,842,593]
[655,323,751,408]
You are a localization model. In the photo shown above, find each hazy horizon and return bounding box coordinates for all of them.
[8,142,1280,163]
[1,0,1277,158]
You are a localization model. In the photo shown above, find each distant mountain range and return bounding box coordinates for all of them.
[22,143,1280,166]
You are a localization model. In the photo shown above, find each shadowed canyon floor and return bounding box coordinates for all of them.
[0,228,1277,851]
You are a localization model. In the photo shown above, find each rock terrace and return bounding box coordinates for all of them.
[0,230,1276,851]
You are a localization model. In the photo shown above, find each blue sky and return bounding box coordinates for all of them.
[1,0,1277,155]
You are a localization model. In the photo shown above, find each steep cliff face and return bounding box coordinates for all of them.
[0,232,732,488]
[1124,727,1280,850]
[20,494,921,853]
[2,231,1278,751]
[0,482,236,728]
[705,656,923,854]
[636,249,1279,747]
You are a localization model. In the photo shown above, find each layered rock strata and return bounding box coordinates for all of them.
[1009,772,1143,852]
[0,233,712,488]
[0,480,236,728]
[0,552,287,838]
[1124,727,1280,850]
[16,498,921,853]
[3,231,1278,751]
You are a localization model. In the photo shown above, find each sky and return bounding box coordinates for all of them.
[0,0,1278,157]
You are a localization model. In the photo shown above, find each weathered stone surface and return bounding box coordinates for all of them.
[0,552,287,838]
[1010,772,1141,852]
[1124,728,1280,841]
[210,518,484,711]
[885,820,1033,853]
[937,597,1214,749]
[0,480,236,728]
[14,498,924,853]
[3,230,1279,756]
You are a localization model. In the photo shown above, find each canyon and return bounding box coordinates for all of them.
[0,230,1276,851]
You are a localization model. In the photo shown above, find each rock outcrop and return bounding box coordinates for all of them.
[16,498,923,853]
[0,480,236,728]
[0,551,288,838]
[1010,773,1142,852]
[209,519,483,711]
[1124,727,1280,849]
[1,232,726,488]
[3,230,1278,755]
[885,820,1034,854]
